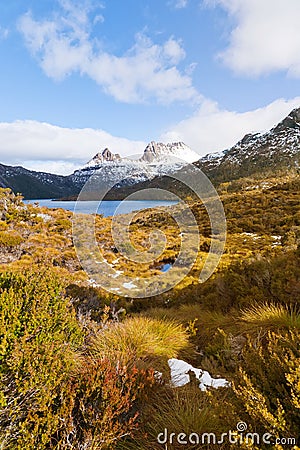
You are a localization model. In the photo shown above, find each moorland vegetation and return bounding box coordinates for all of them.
[0,171,300,449]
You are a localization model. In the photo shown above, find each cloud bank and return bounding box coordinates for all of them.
[0,98,299,174]
[0,120,146,174]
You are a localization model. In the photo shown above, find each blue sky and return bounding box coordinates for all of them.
[0,0,300,174]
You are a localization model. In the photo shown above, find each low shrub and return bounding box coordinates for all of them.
[0,231,24,248]
[0,269,156,449]
[233,330,300,444]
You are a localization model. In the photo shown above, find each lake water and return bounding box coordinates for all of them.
[24,199,177,217]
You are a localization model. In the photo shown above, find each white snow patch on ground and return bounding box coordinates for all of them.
[36,213,52,222]
[168,358,230,391]
[123,281,138,289]
[88,279,101,287]
[111,270,123,278]
[241,232,260,240]
[271,235,281,240]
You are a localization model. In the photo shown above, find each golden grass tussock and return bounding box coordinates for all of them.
[240,302,300,331]
[90,316,189,364]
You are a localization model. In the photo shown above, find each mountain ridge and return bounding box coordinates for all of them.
[69,141,199,198]
[1,107,300,199]
[0,141,199,199]
[195,106,300,182]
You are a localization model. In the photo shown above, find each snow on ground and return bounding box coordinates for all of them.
[168,358,230,391]
[241,232,260,239]
[111,270,123,278]
[36,213,52,222]
[123,281,138,289]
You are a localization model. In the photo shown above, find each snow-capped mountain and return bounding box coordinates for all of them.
[140,141,198,164]
[1,107,300,200]
[84,148,122,167]
[0,141,198,199]
[196,107,300,182]
[70,141,199,188]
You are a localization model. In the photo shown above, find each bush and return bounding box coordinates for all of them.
[0,231,24,247]
[50,357,155,450]
[233,330,300,444]
[0,268,83,449]
[0,269,156,449]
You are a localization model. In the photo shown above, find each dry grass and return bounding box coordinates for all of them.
[240,303,300,331]
[117,384,232,450]
[90,316,190,365]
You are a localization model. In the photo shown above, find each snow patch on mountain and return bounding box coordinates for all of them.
[197,107,300,171]
[71,141,199,188]
[141,141,199,164]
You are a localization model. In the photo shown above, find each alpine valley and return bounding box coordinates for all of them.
[1,107,300,449]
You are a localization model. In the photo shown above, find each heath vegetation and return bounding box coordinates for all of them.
[0,174,300,449]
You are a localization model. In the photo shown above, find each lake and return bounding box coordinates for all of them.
[24,199,177,217]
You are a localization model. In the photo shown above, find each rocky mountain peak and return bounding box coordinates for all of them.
[140,141,197,164]
[196,106,300,183]
[84,148,122,168]
[272,107,300,134]
[141,141,161,163]
[72,141,199,189]
[101,148,121,161]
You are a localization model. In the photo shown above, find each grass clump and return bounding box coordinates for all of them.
[240,302,300,331]
[117,384,234,450]
[91,316,189,365]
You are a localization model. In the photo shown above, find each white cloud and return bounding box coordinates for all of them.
[0,26,9,40]
[87,34,198,104]
[205,0,300,77]
[170,0,188,9]
[21,160,82,175]
[18,2,198,104]
[0,120,146,174]
[161,97,300,155]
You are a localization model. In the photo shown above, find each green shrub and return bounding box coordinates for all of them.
[233,330,300,443]
[0,231,24,247]
[0,269,157,449]
[0,269,83,448]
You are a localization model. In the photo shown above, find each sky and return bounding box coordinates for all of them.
[0,0,300,174]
